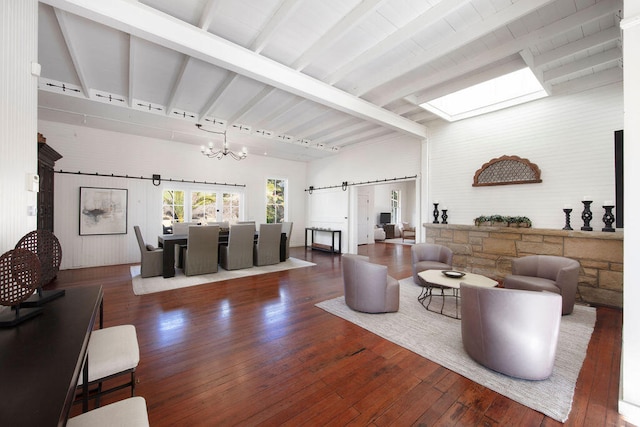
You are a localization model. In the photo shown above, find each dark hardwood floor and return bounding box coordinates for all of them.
[56,243,630,426]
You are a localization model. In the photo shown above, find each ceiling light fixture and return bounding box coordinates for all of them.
[196,124,247,161]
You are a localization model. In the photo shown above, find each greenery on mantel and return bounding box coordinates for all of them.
[474,215,532,228]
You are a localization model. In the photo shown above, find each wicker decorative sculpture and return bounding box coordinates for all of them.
[0,248,43,327]
[15,230,62,285]
[14,230,65,306]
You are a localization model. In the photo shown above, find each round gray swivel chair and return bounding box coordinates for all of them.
[411,243,453,285]
[503,255,580,315]
[342,254,399,314]
[460,283,562,380]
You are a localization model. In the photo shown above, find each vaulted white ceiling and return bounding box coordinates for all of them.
[37,0,623,161]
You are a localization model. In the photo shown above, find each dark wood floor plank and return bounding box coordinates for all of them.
[373,380,443,425]
[349,351,423,423]
[482,394,521,425]
[415,374,474,425]
[54,244,625,426]
[584,309,617,427]
[457,382,498,415]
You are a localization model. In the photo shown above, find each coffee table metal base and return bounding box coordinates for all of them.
[417,270,498,320]
[417,284,461,319]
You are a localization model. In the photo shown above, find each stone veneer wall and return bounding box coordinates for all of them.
[423,223,623,309]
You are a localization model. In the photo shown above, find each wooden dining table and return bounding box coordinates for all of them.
[157,231,287,278]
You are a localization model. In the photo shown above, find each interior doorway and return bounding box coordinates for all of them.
[357,192,370,245]
[351,179,419,248]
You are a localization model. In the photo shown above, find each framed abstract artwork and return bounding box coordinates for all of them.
[79,187,128,235]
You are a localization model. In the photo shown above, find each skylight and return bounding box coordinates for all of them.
[420,67,548,122]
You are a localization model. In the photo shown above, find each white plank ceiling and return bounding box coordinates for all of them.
[37,0,623,161]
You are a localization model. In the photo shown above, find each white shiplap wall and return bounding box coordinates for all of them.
[0,0,38,253]
[621,2,640,423]
[306,133,422,252]
[307,188,348,249]
[426,83,623,229]
[38,121,308,269]
[307,134,422,186]
[373,180,417,232]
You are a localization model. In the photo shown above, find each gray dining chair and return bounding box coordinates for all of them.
[207,221,229,230]
[183,225,220,276]
[237,220,256,231]
[254,223,282,266]
[219,224,255,270]
[171,222,198,268]
[133,226,163,278]
[171,222,198,235]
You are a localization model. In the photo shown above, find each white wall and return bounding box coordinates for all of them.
[0,0,38,253]
[307,188,348,249]
[308,134,421,185]
[620,0,640,423]
[307,134,422,252]
[373,181,416,236]
[307,84,623,241]
[426,83,623,229]
[38,121,307,269]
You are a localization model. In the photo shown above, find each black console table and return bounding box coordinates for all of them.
[305,227,341,254]
[0,285,103,426]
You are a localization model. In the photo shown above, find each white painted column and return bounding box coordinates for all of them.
[0,0,39,252]
[620,1,640,424]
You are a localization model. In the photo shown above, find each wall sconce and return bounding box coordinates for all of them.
[342,181,348,191]
[152,174,161,186]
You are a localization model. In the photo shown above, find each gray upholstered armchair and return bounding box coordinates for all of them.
[342,254,399,313]
[399,222,416,242]
[460,283,562,380]
[411,243,453,285]
[503,255,580,315]
[133,226,163,278]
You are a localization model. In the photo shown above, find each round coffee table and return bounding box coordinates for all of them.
[417,269,498,319]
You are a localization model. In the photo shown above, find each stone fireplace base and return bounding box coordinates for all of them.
[423,223,623,309]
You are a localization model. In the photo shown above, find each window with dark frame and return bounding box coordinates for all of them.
[266,178,286,223]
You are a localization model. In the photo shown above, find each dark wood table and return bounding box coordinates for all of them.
[305,227,341,254]
[157,233,188,278]
[0,285,103,427]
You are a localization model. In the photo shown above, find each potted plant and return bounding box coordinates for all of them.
[474,215,490,226]
[474,215,532,228]
[516,216,532,228]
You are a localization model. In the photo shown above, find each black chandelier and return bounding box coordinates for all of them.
[196,124,247,161]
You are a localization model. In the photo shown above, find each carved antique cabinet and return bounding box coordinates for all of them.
[37,133,62,232]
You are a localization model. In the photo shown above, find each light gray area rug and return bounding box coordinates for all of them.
[316,278,596,422]
[131,257,315,295]
[382,238,414,246]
